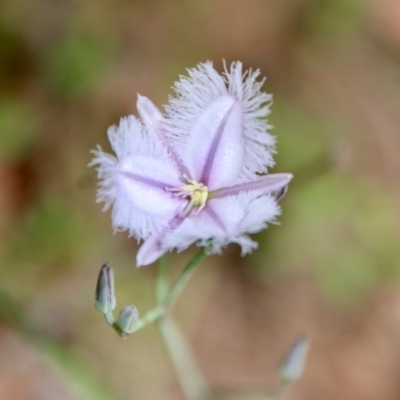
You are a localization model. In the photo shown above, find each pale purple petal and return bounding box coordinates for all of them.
[163,197,246,253]
[136,231,168,267]
[136,215,184,267]
[164,61,276,183]
[117,156,182,216]
[106,114,173,165]
[234,193,280,235]
[224,61,276,178]
[202,101,244,190]
[164,62,231,165]
[182,95,244,189]
[91,115,180,240]
[160,210,223,254]
[136,95,163,137]
[203,205,227,233]
[160,199,245,254]
[206,197,251,235]
[161,192,280,256]
[212,173,293,198]
[91,148,169,240]
[136,95,188,175]
[106,115,143,160]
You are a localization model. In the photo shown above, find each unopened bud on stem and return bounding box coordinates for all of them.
[280,336,309,383]
[114,305,139,337]
[95,263,116,325]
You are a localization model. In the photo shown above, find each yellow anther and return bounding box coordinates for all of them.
[166,177,209,215]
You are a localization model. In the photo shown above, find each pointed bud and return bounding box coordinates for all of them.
[136,95,163,136]
[280,336,309,383]
[275,185,288,202]
[115,305,139,337]
[95,263,116,324]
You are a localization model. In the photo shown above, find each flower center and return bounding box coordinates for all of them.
[166,175,209,216]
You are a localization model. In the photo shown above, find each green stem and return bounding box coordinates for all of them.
[115,249,207,336]
[0,289,114,400]
[156,249,213,400]
[158,317,213,400]
[156,253,169,304]
[162,249,207,308]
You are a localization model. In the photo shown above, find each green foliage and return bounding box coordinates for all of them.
[6,196,90,266]
[0,99,38,163]
[272,98,332,172]
[43,34,111,99]
[257,172,400,307]
[304,0,364,38]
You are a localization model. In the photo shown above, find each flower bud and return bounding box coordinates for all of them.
[95,263,116,323]
[275,185,288,202]
[115,305,139,337]
[280,336,309,383]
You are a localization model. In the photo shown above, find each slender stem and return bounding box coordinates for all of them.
[0,289,114,400]
[162,249,207,308]
[156,254,170,304]
[158,317,213,400]
[114,250,207,336]
[156,249,213,400]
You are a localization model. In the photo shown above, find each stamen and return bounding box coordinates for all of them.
[166,176,209,216]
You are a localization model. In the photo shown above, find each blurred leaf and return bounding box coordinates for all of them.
[303,0,364,39]
[254,173,400,307]
[272,97,332,172]
[318,244,378,307]
[0,289,114,400]
[0,26,35,93]
[6,196,90,267]
[0,99,38,163]
[44,34,111,99]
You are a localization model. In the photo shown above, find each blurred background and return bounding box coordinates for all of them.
[1,0,400,399]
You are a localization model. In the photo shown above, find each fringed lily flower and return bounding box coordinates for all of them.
[91,61,292,266]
